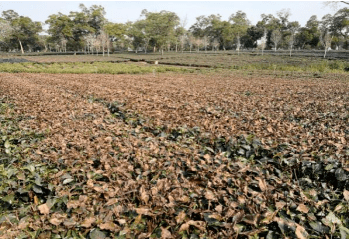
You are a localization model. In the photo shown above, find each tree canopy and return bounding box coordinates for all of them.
[1,4,349,54]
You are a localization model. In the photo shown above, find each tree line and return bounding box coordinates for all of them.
[0,3,349,56]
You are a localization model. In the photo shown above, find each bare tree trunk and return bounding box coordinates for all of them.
[107,47,110,57]
[176,44,178,52]
[161,48,164,55]
[324,48,327,58]
[18,39,24,54]
[204,36,207,53]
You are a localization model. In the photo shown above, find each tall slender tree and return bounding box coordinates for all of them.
[271,29,282,51]
[229,11,251,53]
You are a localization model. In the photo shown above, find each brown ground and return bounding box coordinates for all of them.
[0,72,348,238]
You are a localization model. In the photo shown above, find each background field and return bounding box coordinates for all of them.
[1,51,349,74]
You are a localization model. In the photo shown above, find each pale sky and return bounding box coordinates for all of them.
[0,1,341,31]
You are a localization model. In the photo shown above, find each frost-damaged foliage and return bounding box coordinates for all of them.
[0,97,61,238]
[0,73,348,238]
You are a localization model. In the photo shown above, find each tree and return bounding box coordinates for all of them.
[296,27,313,49]
[0,19,12,50]
[190,14,221,52]
[79,4,106,36]
[320,14,334,58]
[1,10,42,54]
[1,10,19,22]
[324,1,349,10]
[37,35,49,52]
[96,29,110,56]
[276,8,291,32]
[84,34,96,54]
[296,15,320,49]
[105,22,126,52]
[141,10,180,55]
[187,32,195,53]
[220,20,234,50]
[178,15,188,53]
[211,38,220,51]
[270,29,282,51]
[45,4,107,53]
[193,37,204,52]
[190,15,208,50]
[257,29,267,55]
[332,8,349,49]
[46,10,93,53]
[285,21,300,56]
[127,20,150,53]
[229,11,251,53]
[285,34,295,56]
[256,13,281,49]
[244,26,264,48]
[320,31,333,58]
[45,13,72,52]
[174,26,186,52]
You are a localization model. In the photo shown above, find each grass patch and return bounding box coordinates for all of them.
[114,52,349,74]
[0,62,197,74]
[242,58,349,73]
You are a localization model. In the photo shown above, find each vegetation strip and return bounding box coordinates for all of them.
[0,62,197,74]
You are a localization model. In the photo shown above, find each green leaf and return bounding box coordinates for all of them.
[325,164,334,171]
[326,212,342,225]
[339,226,349,239]
[35,174,42,186]
[33,185,43,194]
[4,140,11,149]
[2,193,15,204]
[205,147,214,153]
[6,168,17,179]
[63,178,74,185]
[48,183,54,191]
[17,172,25,180]
[309,221,328,233]
[89,229,106,239]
